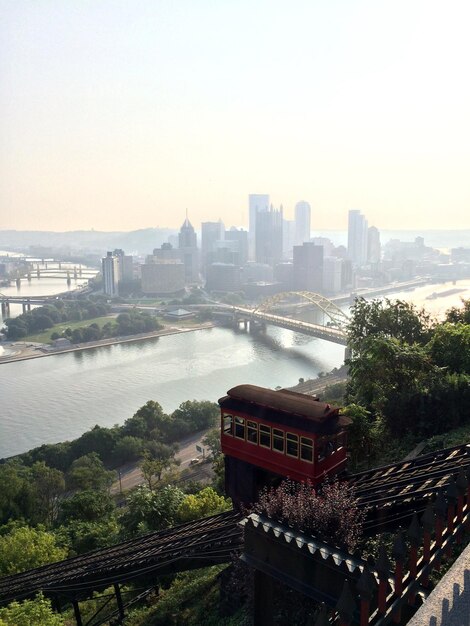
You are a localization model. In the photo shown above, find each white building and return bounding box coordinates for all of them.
[323,256,342,295]
[347,209,368,267]
[102,252,120,296]
[248,194,270,261]
[294,201,311,246]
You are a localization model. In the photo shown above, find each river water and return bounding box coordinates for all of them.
[1,276,470,459]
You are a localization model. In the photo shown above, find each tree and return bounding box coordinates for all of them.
[140,450,179,490]
[202,428,221,460]
[445,298,470,324]
[427,322,470,374]
[55,519,120,555]
[59,490,116,524]
[120,485,185,537]
[0,463,33,525]
[347,297,432,355]
[0,593,65,626]
[177,487,230,523]
[171,400,219,431]
[0,526,67,576]
[66,453,115,491]
[70,425,118,465]
[31,462,65,526]
[123,401,168,439]
[112,436,144,465]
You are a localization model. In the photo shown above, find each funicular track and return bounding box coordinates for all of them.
[0,510,242,607]
[1,444,470,610]
[348,442,470,532]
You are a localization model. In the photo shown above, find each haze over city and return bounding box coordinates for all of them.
[2,0,470,232]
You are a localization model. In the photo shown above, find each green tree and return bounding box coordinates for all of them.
[177,487,230,523]
[427,322,470,374]
[347,297,432,355]
[31,462,65,526]
[445,298,470,324]
[55,519,119,555]
[202,428,221,460]
[120,485,185,537]
[171,400,219,431]
[123,401,169,439]
[66,453,115,491]
[0,526,67,576]
[140,450,179,490]
[0,593,65,626]
[58,490,116,524]
[112,436,144,465]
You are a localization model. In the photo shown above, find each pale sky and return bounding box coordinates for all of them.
[1,0,470,232]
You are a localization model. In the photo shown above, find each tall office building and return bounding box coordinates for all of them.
[255,205,283,267]
[201,220,225,274]
[248,194,270,261]
[102,251,120,296]
[294,201,311,246]
[282,219,295,259]
[225,227,248,266]
[112,249,133,283]
[367,226,381,265]
[347,209,368,267]
[178,217,199,283]
[293,242,323,292]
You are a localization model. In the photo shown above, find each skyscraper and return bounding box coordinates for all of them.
[178,217,199,283]
[248,194,270,261]
[347,209,368,267]
[294,201,311,246]
[102,251,120,296]
[367,226,381,265]
[255,205,283,267]
[293,242,323,292]
[201,220,225,274]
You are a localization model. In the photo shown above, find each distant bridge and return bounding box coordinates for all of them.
[230,292,349,346]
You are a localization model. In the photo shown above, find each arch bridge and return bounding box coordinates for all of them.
[232,292,349,346]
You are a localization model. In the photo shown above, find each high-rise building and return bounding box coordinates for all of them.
[201,220,225,274]
[282,219,295,259]
[367,226,381,265]
[248,194,270,261]
[293,242,323,292]
[102,251,120,296]
[294,201,311,246]
[141,261,185,295]
[323,256,342,294]
[178,217,199,283]
[347,209,368,267]
[255,205,283,267]
[112,249,133,282]
[225,228,248,267]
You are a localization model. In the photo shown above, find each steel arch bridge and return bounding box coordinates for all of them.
[254,291,349,329]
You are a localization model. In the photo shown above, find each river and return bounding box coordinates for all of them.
[1,277,470,459]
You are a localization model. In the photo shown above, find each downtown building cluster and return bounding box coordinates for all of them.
[102,197,469,299]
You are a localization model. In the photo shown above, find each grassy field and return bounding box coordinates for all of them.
[22,315,116,344]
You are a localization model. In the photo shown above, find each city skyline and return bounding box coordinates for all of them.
[2,1,470,232]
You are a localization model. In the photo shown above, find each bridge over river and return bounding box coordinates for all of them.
[226,292,349,346]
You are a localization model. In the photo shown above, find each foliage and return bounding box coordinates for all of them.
[427,322,470,374]
[119,485,185,537]
[140,449,179,490]
[445,298,470,324]
[124,566,247,626]
[252,479,365,551]
[347,297,432,355]
[3,298,110,340]
[55,519,120,555]
[30,462,65,526]
[0,525,67,576]
[177,487,230,522]
[66,453,115,491]
[0,593,65,626]
[202,427,222,460]
[58,490,116,524]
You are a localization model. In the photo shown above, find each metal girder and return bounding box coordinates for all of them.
[254,292,349,328]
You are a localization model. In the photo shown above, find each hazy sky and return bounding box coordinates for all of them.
[1,0,469,232]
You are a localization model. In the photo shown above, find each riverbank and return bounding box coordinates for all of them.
[0,321,216,365]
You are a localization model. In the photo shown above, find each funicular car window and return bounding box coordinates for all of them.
[272,428,284,453]
[259,424,271,448]
[286,433,298,457]
[223,414,233,436]
[300,437,313,462]
[247,420,258,444]
[234,417,245,439]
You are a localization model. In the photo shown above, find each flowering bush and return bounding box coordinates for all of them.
[252,479,364,551]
